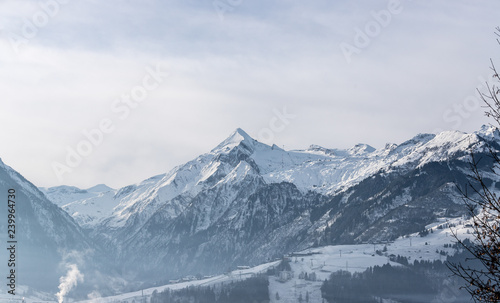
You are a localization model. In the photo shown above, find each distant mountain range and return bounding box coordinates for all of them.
[1,126,498,297]
[35,125,500,284]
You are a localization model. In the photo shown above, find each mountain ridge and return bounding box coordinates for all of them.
[40,125,499,281]
[0,157,98,292]
[41,126,494,235]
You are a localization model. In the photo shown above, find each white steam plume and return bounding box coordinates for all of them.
[56,264,84,303]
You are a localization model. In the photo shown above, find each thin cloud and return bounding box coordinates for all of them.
[0,1,499,188]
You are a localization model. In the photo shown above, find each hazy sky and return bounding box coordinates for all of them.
[0,0,499,189]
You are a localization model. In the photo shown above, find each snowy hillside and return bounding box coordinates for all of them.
[38,125,500,284]
[47,126,496,231]
[72,217,473,303]
[40,185,117,229]
[40,184,114,207]
[0,158,95,293]
[1,125,497,302]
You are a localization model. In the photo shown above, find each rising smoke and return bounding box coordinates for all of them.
[56,264,84,303]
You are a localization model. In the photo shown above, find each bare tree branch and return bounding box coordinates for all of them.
[448,27,500,303]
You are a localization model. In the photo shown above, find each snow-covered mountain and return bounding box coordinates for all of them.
[0,158,94,292]
[40,184,117,229]
[49,126,497,229]
[40,184,114,207]
[43,125,500,283]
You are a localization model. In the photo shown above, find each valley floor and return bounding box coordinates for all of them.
[9,217,472,303]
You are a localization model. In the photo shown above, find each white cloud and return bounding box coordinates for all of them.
[0,0,499,188]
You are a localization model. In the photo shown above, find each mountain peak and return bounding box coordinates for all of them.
[233,128,253,139]
[348,143,375,155]
[476,124,500,141]
[307,144,336,156]
[87,184,114,193]
[211,128,256,153]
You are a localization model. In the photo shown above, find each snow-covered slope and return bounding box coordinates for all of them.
[40,184,118,229]
[49,126,496,231]
[40,184,113,207]
[74,216,473,303]
[0,158,94,292]
[42,126,500,284]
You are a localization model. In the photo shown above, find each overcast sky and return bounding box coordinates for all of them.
[0,0,499,189]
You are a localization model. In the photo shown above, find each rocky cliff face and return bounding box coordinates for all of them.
[41,126,500,282]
